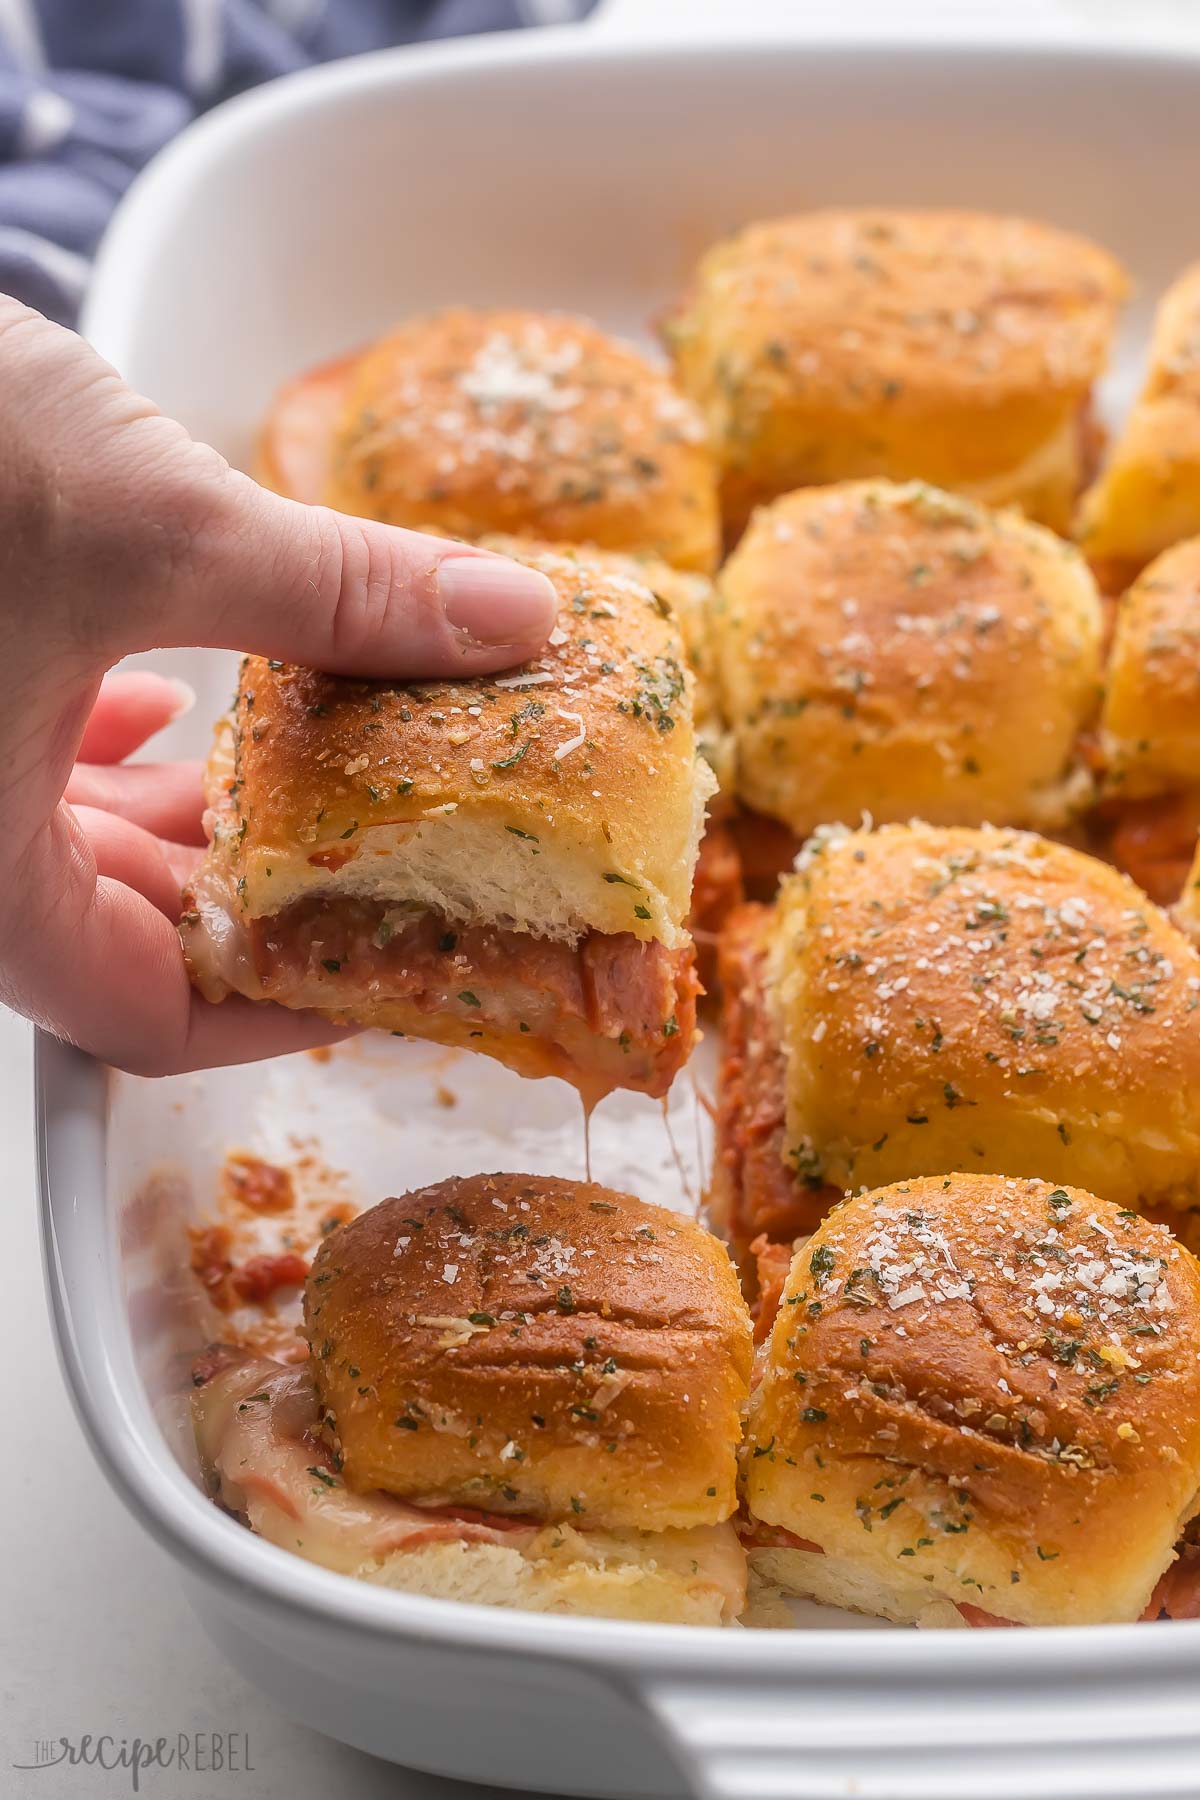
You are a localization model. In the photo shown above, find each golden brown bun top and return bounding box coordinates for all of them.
[671,209,1126,470]
[747,1175,1200,1624]
[1101,534,1200,795]
[675,207,1126,406]
[478,535,722,744]
[323,308,719,572]
[1093,259,1200,425]
[1142,261,1200,404]
[769,822,1200,1208]
[209,543,709,941]
[714,481,1103,834]
[305,1174,752,1532]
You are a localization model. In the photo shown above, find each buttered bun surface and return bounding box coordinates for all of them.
[1078,262,1200,591]
[745,1175,1200,1627]
[1101,535,1200,800]
[714,480,1103,837]
[317,308,720,572]
[761,823,1200,1213]
[304,1173,752,1532]
[476,534,729,788]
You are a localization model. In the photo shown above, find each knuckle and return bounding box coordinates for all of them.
[325,517,386,662]
[325,519,443,666]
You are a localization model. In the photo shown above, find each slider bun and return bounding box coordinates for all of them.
[304,1174,752,1532]
[668,209,1126,532]
[194,1352,744,1624]
[1077,263,1200,591]
[188,543,714,952]
[323,308,719,573]
[1101,536,1200,797]
[746,1175,1200,1626]
[714,481,1103,836]
[769,822,1200,1210]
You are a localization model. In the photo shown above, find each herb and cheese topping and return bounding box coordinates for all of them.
[768,823,1200,1207]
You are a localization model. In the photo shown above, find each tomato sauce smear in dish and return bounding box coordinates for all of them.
[188,1147,359,1361]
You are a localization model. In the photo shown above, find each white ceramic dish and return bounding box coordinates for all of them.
[39,25,1200,1799]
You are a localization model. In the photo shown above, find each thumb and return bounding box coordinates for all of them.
[130,471,561,676]
[0,297,557,678]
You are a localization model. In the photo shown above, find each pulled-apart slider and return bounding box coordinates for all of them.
[713,480,1103,861]
[181,545,714,1100]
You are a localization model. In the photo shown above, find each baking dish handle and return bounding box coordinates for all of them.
[634,1665,1200,1800]
[638,1673,900,1800]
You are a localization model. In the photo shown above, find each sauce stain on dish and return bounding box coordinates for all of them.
[189,1146,360,1361]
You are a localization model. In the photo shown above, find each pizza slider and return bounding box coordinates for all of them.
[193,1174,752,1623]
[713,480,1103,863]
[259,307,719,573]
[181,544,715,1100]
[743,1174,1200,1627]
[713,822,1200,1257]
[668,208,1126,534]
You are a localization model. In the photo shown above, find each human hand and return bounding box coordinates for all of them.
[0,297,557,1073]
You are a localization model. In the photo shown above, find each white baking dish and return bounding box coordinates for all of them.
[39,24,1200,1799]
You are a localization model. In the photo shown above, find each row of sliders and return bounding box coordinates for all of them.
[182,631,1200,1628]
[259,208,1200,592]
[673,211,1200,596]
[192,1168,1200,1629]
[714,821,1200,1297]
[262,208,1131,553]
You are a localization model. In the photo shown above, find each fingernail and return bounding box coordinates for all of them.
[167,677,197,721]
[438,555,557,647]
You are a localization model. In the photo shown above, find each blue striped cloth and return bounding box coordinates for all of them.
[0,0,593,325]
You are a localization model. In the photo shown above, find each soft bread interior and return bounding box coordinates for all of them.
[363,1524,746,1625]
[200,715,715,952]
[236,765,715,949]
[748,1545,966,1629]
